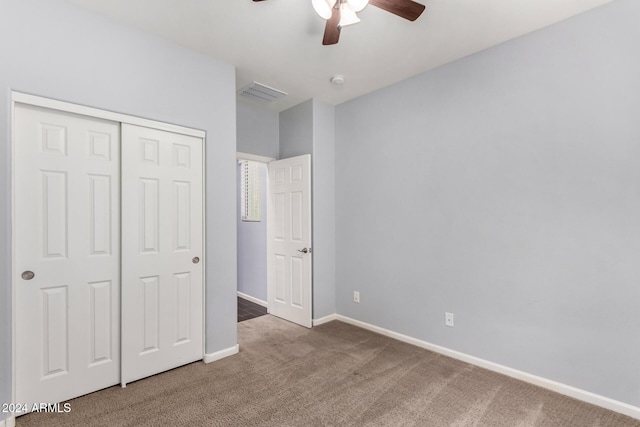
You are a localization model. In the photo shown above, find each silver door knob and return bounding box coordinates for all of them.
[21,271,35,280]
[297,248,309,254]
[192,257,200,264]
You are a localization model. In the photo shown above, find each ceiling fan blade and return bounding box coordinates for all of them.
[322,5,341,45]
[369,0,425,21]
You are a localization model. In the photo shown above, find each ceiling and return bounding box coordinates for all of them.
[64,0,612,112]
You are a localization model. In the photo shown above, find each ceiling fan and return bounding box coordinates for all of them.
[253,0,426,46]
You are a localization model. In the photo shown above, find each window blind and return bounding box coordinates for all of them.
[240,160,261,222]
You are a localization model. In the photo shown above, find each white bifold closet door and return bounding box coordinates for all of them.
[14,104,204,408]
[121,124,204,385]
[14,104,121,406]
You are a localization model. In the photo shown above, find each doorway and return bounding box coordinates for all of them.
[236,153,272,322]
[235,153,313,328]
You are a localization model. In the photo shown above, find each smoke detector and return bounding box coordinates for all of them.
[330,75,345,85]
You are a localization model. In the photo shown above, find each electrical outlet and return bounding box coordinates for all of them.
[353,291,360,303]
[445,312,454,327]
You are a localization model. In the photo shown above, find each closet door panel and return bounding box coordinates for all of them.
[121,124,203,384]
[14,104,120,408]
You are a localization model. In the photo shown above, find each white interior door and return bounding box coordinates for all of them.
[121,124,204,385]
[14,104,121,407]
[267,155,312,328]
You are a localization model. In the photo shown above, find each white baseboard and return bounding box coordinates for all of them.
[203,344,239,364]
[335,314,640,420]
[313,313,337,326]
[237,292,267,308]
[1,416,15,427]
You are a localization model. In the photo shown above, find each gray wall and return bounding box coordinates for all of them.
[335,0,640,407]
[311,100,336,319]
[0,0,237,416]
[237,162,268,302]
[279,100,313,159]
[237,99,279,159]
[280,99,336,319]
[236,100,276,303]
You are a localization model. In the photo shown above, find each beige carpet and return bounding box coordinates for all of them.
[18,315,640,427]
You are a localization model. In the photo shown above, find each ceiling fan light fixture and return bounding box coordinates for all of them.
[312,0,334,20]
[339,2,360,27]
[349,0,369,12]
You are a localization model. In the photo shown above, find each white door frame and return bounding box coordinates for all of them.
[10,92,207,418]
[236,152,275,312]
[235,152,314,326]
[237,152,276,164]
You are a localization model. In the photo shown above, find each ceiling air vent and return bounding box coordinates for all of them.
[238,81,287,103]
